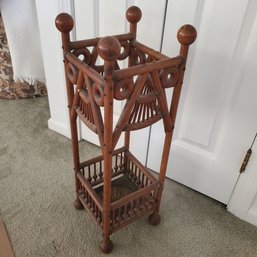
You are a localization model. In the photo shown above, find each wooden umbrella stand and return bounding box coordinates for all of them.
[55,6,196,253]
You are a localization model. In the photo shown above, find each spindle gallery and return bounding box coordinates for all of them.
[55,6,196,253]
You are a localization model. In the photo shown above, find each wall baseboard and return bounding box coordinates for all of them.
[48,118,71,139]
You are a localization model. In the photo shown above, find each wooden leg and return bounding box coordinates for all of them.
[100,234,113,253]
[124,131,130,172]
[70,115,84,210]
[74,197,84,210]
[101,150,112,253]
[148,212,161,226]
[149,132,172,224]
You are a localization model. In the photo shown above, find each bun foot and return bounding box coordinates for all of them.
[100,238,113,254]
[148,212,161,226]
[74,198,84,210]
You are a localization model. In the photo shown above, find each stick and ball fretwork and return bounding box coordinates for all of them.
[55,6,196,253]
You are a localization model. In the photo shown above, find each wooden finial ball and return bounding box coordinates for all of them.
[177,24,197,45]
[126,6,142,24]
[97,36,121,61]
[55,13,74,33]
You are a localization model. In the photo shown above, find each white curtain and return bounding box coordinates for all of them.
[0,0,45,84]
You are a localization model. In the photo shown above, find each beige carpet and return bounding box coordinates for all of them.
[0,97,257,257]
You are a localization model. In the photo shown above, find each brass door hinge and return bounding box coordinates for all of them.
[239,149,252,173]
[239,133,256,173]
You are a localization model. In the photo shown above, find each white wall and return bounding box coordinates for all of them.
[35,0,73,138]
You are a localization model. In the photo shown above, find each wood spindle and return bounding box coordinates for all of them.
[119,152,123,169]
[142,103,146,121]
[140,172,145,188]
[83,102,86,117]
[87,103,91,122]
[88,195,92,208]
[128,202,133,217]
[135,199,141,215]
[85,103,88,122]
[93,163,97,181]
[97,209,101,224]
[79,101,82,112]
[93,202,97,217]
[116,208,122,224]
[139,197,146,212]
[136,169,141,186]
[82,102,85,116]
[150,101,154,117]
[122,204,128,220]
[87,165,92,183]
[137,104,143,123]
[89,104,94,123]
[132,104,140,123]
[85,103,89,120]
[127,163,131,179]
[112,210,116,227]
[146,103,150,119]
[99,161,103,179]
[130,163,135,181]
[114,154,118,172]
[85,190,88,203]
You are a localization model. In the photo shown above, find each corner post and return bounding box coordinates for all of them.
[55,13,74,108]
[149,25,197,225]
[126,6,142,39]
[170,24,197,127]
[124,6,142,158]
[97,37,121,253]
[55,13,84,210]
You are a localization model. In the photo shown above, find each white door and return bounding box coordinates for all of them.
[227,9,257,225]
[147,0,257,204]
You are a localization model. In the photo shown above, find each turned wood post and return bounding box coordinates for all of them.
[149,25,197,225]
[55,13,83,209]
[126,6,142,39]
[124,6,142,160]
[97,36,121,253]
[170,24,197,126]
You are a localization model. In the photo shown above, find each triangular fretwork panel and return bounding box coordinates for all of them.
[69,67,104,147]
[112,71,172,150]
[125,74,162,131]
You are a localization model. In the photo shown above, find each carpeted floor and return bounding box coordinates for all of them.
[0,97,257,257]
